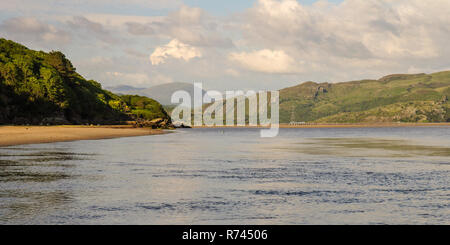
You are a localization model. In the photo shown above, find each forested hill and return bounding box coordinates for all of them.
[201,71,449,125]
[280,72,450,123]
[0,38,170,125]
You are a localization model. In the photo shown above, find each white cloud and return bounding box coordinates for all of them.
[0,0,182,15]
[2,0,450,91]
[81,14,163,27]
[125,5,233,48]
[105,71,174,86]
[229,49,298,74]
[0,17,71,46]
[229,0,450,81]
[67,16,119,44]
[150,39,202,65]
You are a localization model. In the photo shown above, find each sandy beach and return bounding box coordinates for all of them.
[0,125,169,147]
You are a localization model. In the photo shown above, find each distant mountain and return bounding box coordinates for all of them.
[279,72,450,123]
[141,82,206,105]
[105,85,145,95]
[0,38,170,125]
[108,82,206,106]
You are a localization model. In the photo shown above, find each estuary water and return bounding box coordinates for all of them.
[0,127,449,224]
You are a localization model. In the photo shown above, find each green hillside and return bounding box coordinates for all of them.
[280,72,450,123]
[0,38,170,125]
[171,72,449,125]
[120,94,170,121]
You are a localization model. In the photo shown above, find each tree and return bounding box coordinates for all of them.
[44,51,76,79]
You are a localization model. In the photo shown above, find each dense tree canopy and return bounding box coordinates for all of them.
[121,95,170,120]
[0,38,169,125]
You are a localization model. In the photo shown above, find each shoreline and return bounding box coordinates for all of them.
[0,125,170,147]
[280,122,450,128]
[1,123,448,147]
[192,122,450,128]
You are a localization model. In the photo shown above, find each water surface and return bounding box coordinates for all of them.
[1,127,449,224]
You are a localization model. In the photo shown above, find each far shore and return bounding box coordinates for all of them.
[280,122,450,128]
[0,125,170,147]
[192,122,450,128]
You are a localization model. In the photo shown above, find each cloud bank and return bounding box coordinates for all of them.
[1,0,450,90]
[229,49,298,74]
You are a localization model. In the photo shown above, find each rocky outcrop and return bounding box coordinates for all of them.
[132,118,173,129]
[173,122,192,128]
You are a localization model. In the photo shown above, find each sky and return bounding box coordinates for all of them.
[1,0,450,91]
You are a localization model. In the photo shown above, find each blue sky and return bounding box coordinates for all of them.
[184,0,344,14]
[184,0,255,15]
[77,0,344,17]
[184,0,345,15]
[0,0,449,91]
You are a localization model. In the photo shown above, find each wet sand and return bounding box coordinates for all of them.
[0,126,169,147]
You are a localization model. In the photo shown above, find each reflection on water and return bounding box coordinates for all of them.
[283,138,450,157]
[0,150,84,223]
[0,127,449,224]
[0,190,73,223]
